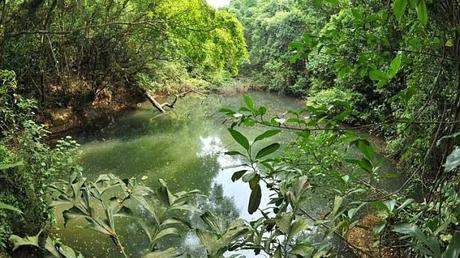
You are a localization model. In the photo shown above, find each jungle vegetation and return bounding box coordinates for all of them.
[1,0,460,257]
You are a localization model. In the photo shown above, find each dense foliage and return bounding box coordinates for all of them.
[0,0,247,111]
[0,70,80,248]
[1,0,460,257]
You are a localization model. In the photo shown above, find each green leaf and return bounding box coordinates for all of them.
[397,198,414,210]
[249,174,260,190]
[289,219,308,240]
[275,213,293,234]
[219,108,235,115]
[243,95,254,111]
[152,228,179,243]
[443,232,460,258]
[444,147,460,173]
[348,157,374,173]
[0,161,23,170]
[388,54,402,77]
[9,234,40,251]
[393,223,417,235]
[0,201,22,214]
[248,184,261,214]
[416,0,428,26]
[254,129,281,142]
[445,39,455,47]
[255,143,280,159]
[143,248,177,258]
[369,70,389,81]
[231,170,247,182]
[393,0,408,20]
[242,171,256,182]
[291,243,314,256]
[224,151,246,157]
[352,139,375,161]
[373,221,386,235]
[228,128,250,151]
[384,199,396,213]
[330,196,343,218]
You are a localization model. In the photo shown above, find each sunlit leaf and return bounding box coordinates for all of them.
[445,39,455,47]
[243,95,255,111]
[0,161,23,170]
[254,129,281,142]
[416,0,428,26]
[369,70,389,82]
[393,0,407,20]
[388,54,402,77]
[0,201,22,214]
[228,128,250,151]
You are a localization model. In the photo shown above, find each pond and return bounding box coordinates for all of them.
[54,91,399,257]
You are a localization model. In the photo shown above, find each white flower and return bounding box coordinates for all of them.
[274,118,286,124]
[233,113,243,118]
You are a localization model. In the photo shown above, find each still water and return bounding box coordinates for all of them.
[55,92,398,257]
[56,92,305,257]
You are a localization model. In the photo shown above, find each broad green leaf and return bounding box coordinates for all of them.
[444,147,460,173]
[384,199,396,213]
[369,70,389,81]
[388,55,402,77]
[254,129,281,142]
[228,128,250,151]
[352,139,375,161]
[231,170,247,182]
[242,171,256,182]
[243,95,254,111]
[275,212,293,234]
[416,0,428,26]
[349,157,374,173]
[255,143,280,159]
[393,0,408,20]
[152,228,179,243]
[248,184,261,214]
[249,174,260,190]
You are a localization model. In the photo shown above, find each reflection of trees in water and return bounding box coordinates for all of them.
[78,136,221,193]
[199,184,240,220]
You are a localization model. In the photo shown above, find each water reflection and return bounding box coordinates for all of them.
[58,92,304,257]
[198,135,271,221]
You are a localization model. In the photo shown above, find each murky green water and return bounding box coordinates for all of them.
[55,92,399,257]
[55,92,305,257]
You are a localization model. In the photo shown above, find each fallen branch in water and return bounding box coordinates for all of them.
[144,89,198,113]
